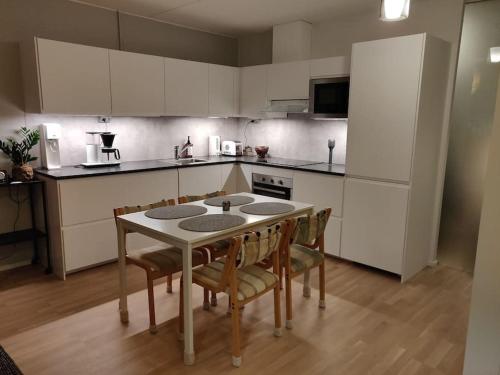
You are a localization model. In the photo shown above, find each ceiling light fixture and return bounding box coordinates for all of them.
[380,0,410,22]
[490,47,500,63]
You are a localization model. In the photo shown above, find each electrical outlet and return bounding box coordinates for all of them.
[98,116,112,123]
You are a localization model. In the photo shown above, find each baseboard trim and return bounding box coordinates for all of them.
[428,259,439,267]
[0,260,31,272]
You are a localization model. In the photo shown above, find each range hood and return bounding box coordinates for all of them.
[263,99,309,119]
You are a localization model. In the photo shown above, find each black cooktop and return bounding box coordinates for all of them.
[254,157,320,167]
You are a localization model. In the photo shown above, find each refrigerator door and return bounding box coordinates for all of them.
[341,177,409,275]
[346,34,424,182]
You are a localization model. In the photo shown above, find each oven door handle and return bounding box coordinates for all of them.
[253,186,288,196]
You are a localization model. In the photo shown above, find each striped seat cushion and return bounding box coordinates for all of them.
[193,260,278,301]
[290,244,324,273]
[127,245,206,273]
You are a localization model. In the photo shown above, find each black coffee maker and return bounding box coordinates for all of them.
[100,132,121,161]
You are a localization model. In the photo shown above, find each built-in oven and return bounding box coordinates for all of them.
[309,76,350,119]
[252,173,293,200]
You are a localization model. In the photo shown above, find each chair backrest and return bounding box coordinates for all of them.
[289,208,332,247]
[178,191,226,204]
[218,222,286,288]
[113,199,176,254]
[237,223,283,268]
[113,198,176,218]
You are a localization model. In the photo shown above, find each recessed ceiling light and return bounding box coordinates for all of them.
[490,47,500,63]
[380,0,410,22]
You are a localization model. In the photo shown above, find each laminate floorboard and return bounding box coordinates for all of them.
[0,258,472,374]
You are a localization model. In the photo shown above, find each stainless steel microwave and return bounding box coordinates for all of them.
[309,77,350,119]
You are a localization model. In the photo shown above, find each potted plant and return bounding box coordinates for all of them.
[0,127,40,182]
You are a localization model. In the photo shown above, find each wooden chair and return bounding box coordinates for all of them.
[283,209,332,329]
[178,191,230,306]
[113,199,210,334]
[183,222,286,367]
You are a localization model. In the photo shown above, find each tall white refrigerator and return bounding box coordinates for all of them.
[341,33,451,281]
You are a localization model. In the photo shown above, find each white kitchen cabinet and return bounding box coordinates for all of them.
[346,34,424,183]
[165,57,209,117]
[292,171,344,217]
[110,50,164,116]
[209,64,239,117]
[325,217,342,257]
[59,170,179,226]
[310,56,349,78]
[341,178,409,274]
[42,169,178,278]
[267,60,310,100]
[35,38,111,115]
[63,219,161,273]
[344,34,451,280]
[239,65,268,118]
[292,171,344,257]
[178,165,222,196]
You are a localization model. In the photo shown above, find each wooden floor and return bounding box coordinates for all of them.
[0,258,472,375]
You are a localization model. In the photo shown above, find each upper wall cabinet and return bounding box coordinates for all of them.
[110,50,164,116]
[34,38,111,115]
[239,65,268,118]
[267,60,310,100]
[209,64,239,117]
[310,56,350,78]
[165,58,209,117]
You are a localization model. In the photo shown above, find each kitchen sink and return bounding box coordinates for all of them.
[162,158,208,165]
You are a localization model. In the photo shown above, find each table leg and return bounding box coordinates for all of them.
[182,243,195,365]
[117,221,129,323]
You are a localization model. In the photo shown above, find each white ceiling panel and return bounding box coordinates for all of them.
[73,0,199,18]
[72,0,376,36]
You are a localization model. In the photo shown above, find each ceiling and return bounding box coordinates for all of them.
[71,0,378,37]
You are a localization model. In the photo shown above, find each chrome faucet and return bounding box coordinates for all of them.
[175,144,191,160]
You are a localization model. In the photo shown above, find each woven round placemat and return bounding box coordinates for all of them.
[0,346,22,375]
[178,214,246,232]
[145,205,207,220]
[204,195,255,207]
[239,202,295,215]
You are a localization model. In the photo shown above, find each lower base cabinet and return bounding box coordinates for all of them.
[63,219,160,273]
[325,217,342,257]
[341,178,409,275]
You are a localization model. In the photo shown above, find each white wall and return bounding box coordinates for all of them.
[311,0,464,59]
[238,118,347,164]
[463,75,500,375]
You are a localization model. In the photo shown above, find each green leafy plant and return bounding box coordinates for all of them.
[0,127,40,166]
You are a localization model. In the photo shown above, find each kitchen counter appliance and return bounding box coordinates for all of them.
[208,135,221,156]
[81,131,120,168]
[309,77,350,119]
[222,141,242,156]
[252,172,293,200]
[40,123,62,170]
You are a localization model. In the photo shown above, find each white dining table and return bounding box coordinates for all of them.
[116,192,314,365]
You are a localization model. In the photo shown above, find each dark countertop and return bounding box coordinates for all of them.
[34,156,345,180]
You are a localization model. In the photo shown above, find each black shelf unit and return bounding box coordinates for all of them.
[0,180,52,273]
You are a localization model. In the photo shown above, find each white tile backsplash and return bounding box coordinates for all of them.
[1,115,348,169]
[22,115,240,166]
[238,118,348,164]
